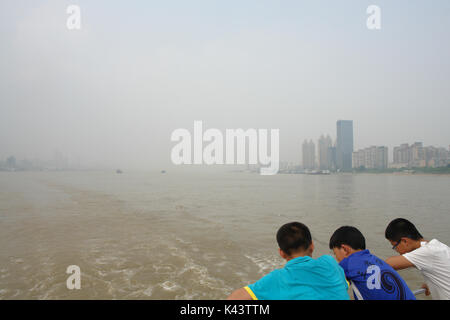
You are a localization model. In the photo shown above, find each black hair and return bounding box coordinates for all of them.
[276,222,312,255]
[385,218,423,242]
[329,226,366,250]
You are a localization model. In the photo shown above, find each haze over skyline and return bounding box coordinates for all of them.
[1,1,449,170]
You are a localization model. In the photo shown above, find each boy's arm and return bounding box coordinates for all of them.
[385,255,415,270]
[228,269,276,300]
[226,287,253,300]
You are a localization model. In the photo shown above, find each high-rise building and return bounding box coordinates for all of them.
[392,142,449,168]
[302,139,316,170]
[318,135,333,170]
[393,143,411,166]
[376,146,389,169]
[411,142,425,167]
[353,146,388,169]
[328,144,337,171]
[336,120,353,171]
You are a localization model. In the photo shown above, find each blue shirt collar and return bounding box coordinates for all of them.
[351,249,370,256]
[285,255,312,267]
[345,249,370,261]
[340,250,370,266]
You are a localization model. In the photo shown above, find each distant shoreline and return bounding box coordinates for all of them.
[351,167,450,175]
[353,172,450,176]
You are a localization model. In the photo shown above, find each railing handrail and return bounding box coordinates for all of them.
[413,288,426,296]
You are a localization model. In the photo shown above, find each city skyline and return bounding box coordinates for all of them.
[1,1,450,170]
[3,127,449,171]
[299,119,449,170]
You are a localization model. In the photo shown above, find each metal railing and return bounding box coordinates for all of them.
[413,288,426,296]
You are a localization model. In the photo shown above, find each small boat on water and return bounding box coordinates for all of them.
[305,170,331,175]
[161,170,166,174]
[116,169,123,174]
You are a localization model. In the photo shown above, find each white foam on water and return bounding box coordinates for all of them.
[150,239,233,298]
[10,257,24,264]
[106,281,115,297]
[30,280,48,292]
[168,246,179,253]
[232,271,250,284]
[244,254,283,275]
[176,255,233,296]
[143,286,153,297]
[94,255,127,266]
[82,271,112,289]
[174,237,191,245]
[38,282,66,300]
[123,268,138,277]
[97,270,108,277]
[152,264,176,274]
[214,260,227,267]
[106,268,139,277]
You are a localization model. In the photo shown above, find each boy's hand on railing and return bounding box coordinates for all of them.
[421,283,430,296]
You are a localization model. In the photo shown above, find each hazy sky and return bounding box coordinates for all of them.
[1,0,449,169]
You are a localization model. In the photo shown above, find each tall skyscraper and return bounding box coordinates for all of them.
[318,134,333,170]
[302,139,316,170]
[328,144,337,171]
[336,120,353,171]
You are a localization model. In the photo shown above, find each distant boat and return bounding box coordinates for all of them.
[116,169,123,174]
[306,170,330,175]
[161,170,166,174]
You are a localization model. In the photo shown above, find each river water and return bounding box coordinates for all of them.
[0,171,449,299]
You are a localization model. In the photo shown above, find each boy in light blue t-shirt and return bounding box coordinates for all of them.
[227,222,349,300]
